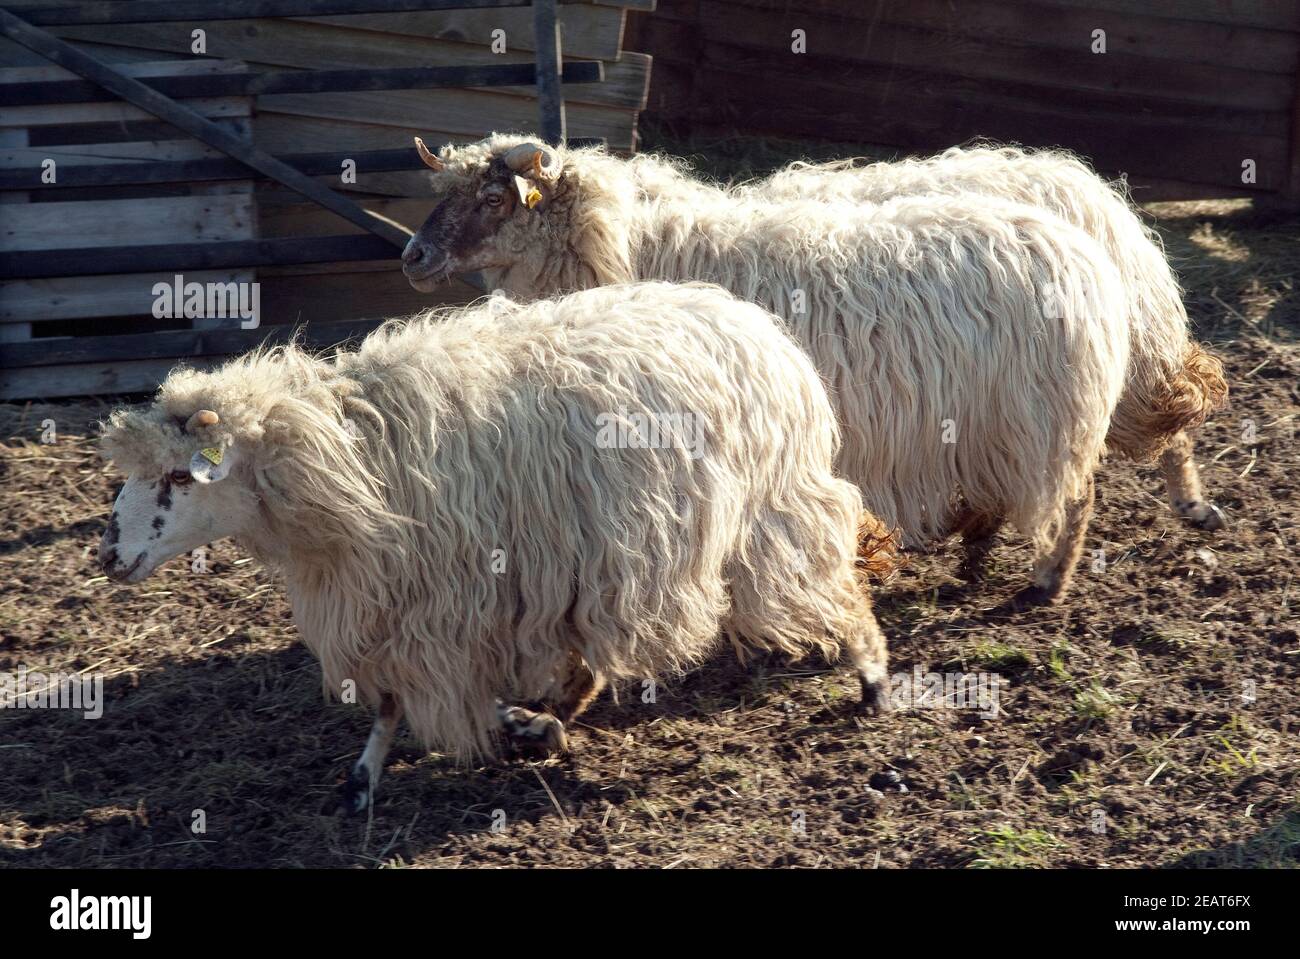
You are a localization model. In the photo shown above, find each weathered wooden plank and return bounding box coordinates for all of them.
[49,19,647,109]
[0,356,218,400]
[1,97,251,127]
[257,89,638,150]
[1,193,255,252]
[0,139,223,169]
[3,148,429,190]
[0,130,29,338]
[692,1,1295,112]
[534,0,566,145]
[1,234,399,278]
[8,61,603,105]
[259,195,432,238]
[254,112,633,157]
[0,322,33,342]
[1288,69,1300,200]
[299,3,627,61]
[25,116,252,147]
[0,57,249,83]
[0,316,387,368]
[258,265,474,326]
[8,0,530,26]
[1,269,252,321]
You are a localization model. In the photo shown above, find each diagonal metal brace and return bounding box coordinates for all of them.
[0,6,412,250]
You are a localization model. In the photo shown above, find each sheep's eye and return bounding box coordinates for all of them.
[170,470,193,485]
[484,192,503,207]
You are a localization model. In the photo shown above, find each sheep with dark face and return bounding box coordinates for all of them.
[401,134,1136,605]
[99,281,892,812]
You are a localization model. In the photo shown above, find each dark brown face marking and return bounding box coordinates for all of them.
[104,514,121,546]
[156,475,172,510]
[410,168,518,264]
[152,515,165,531]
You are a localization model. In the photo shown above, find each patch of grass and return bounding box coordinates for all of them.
[968,825,1062,868]
[1074,683,1119,722]
[953,640,1031,671]
[1047,642,1073,683]
[1203,716,1260,779]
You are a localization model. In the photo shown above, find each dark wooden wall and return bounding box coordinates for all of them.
[625,0,1300,201]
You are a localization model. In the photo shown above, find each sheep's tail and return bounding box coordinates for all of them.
[1167,342,1229,430]
[1111,342,1228,461]
[856,509,903,581]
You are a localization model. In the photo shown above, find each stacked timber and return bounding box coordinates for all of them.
[0,58,259,398]
[0,0,653,398]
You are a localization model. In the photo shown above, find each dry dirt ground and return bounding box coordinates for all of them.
[1,180,1297,868]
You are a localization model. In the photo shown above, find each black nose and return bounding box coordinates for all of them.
[402,239,433,271]
[100,546,118,569]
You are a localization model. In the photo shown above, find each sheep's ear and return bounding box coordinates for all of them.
[190,444,234,484]
[513,174,543,210]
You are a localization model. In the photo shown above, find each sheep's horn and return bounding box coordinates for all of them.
[186,410,219,432]
[502,142,555,180]
[414,136,444,172]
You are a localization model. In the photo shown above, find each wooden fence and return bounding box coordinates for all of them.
[0,0,652,399]
[626,0,1300,202]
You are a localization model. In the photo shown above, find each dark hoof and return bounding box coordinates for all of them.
[500,704,569,759]
[1195,503,1227,532]
[859,678,893,716]
[339,766,371,816]
[1010,584,1058,611]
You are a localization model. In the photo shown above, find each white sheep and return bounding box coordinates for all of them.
[401,134,1135,605]
[742,144,1229,529]
[98,281,891,812]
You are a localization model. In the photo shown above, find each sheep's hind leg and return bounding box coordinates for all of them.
[341,693,401,815]
[1160,430,1226,531]
[1014,476,1095,609]
[499,651,604,759]
[843,607,892,716]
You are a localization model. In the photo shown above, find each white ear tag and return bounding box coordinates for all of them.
[190,445,232,484]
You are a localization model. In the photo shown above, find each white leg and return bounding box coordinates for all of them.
[342,694,401,815]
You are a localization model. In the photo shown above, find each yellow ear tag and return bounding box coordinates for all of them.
[525,187,543,210]
[198,447,223,466]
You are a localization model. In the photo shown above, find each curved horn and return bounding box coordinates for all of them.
[414,136,444,172]
[502,142,556,181]
[185,409,219,433]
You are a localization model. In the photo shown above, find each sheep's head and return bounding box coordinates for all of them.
[99,405,259,583]
[402,135,564,291]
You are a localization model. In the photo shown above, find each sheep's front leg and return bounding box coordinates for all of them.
[341,693,402,815]
[498,651,604,758]
[956,511,1003,583]
[1160,430,1226,531]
